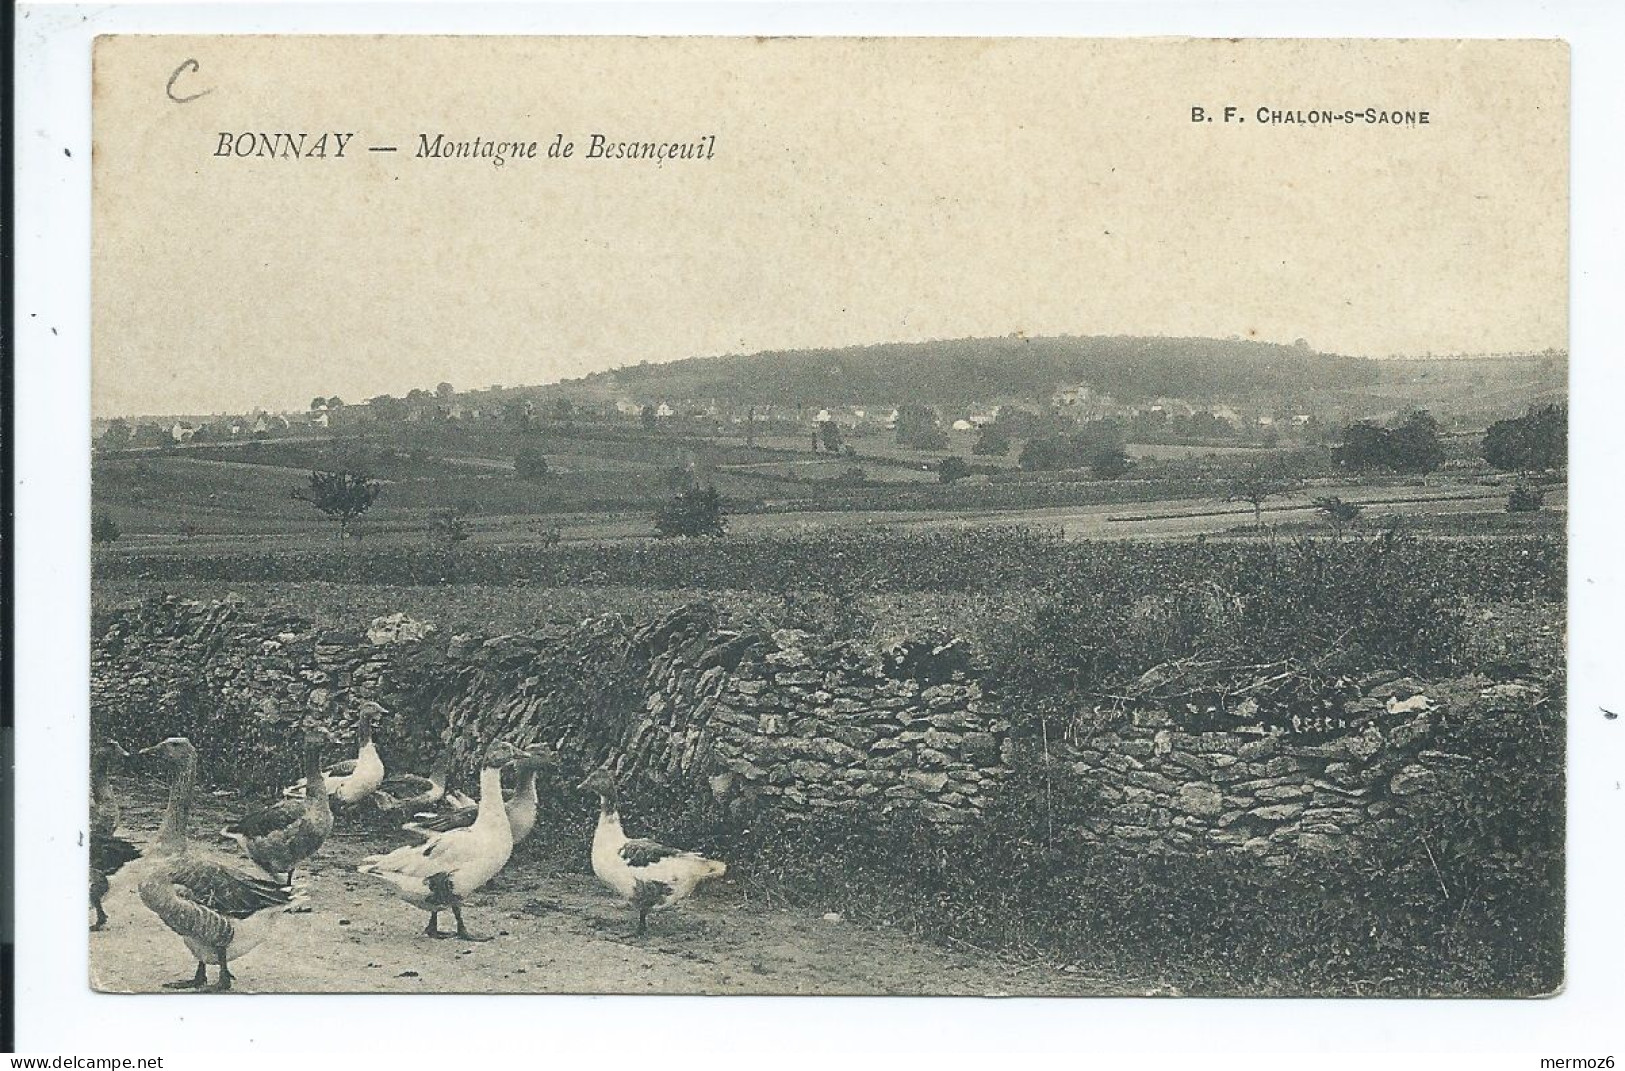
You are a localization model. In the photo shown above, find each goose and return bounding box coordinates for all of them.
[282,701,386,805]
[371,745,457,815]
[90,738,141,931]
[221,731,334,883]
[357,740,526,941]
[403,744,559,844]
[577,767,727,937]
[132,737,306,992]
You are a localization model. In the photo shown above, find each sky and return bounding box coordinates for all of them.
[92,37,1567,418]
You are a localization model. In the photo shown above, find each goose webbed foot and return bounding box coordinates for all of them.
[203,965,233,993]
[163,963,209,990]
[451,903,491,942]
[90,906,108,932]
[424,910,451,938]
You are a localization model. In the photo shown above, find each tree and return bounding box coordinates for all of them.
[1485,403,1567,473]
[436,382,455,400]
[1226,461,1298,528]
[98,419,132,450]
[1313,495,1364,540]
[819,421,843,454]
[1387,410,1445,474]
[654,485,727,538]
[428,503,472,547]
[1089,443,1130,480]
[367,395,407,423]
[91,511,121,544]
[1333,411,1444,474]
[326,397,344,410]
[938,456,971,484]
[1507,484,1546,513]
[1333,421,1390,471]
[515,446,550,480]
[293,469,382,538]
[310,397,327,411]
[895,405,949,450]
[972,424,1011,457]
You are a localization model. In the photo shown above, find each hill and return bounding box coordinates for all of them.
[568,335,1379,408]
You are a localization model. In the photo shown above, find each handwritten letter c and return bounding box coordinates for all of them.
[166,59,213,104]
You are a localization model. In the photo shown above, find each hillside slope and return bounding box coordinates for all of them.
[570,335,1377,407]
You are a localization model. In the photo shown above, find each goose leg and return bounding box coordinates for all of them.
[425,910,448,938]
[636,907,650,938]
[207,955,233,993]
[91,899,108,932]
[450,902,490,942]
[164,962,208,990]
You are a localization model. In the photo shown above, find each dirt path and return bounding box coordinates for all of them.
[90,784,1137,996]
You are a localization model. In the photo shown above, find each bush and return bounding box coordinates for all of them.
[654,485,727,538]
[1507,484,1545,513]
[1485,404,1566,474]
[428,504,473,546]
[972,425,1011,456]
[91,511,121,544]
[515,446,550,480]
[1334,411,1445,474]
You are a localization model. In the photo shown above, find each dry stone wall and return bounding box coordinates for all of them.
[92,596,1503,859]
[1055,673,1489,867]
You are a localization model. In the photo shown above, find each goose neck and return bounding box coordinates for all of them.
[157,752,198,851]
[304,744,330,814]
[476,765,507,820]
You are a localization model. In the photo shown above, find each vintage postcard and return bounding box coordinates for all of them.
[89,35,1567,996]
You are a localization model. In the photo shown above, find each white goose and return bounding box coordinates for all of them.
[403,744,559,845]
[577,768,727,937]
[132,737,306,992]
[282,701,386,805]
[357,740,526,941]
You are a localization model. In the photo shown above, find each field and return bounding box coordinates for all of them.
[92,417,1563,554]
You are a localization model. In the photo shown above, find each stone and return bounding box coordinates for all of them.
[1389,765,1438,796]
[1369,676,1427,701]
[1127,769,1179,794]
[961,731,999,761]
[1174,782,1225,818]
[366,613,437,646]
[1343,725,1387,762]
[1238,736,1282,761]
[1253,784,1311,802]
[1297,833,1346,854]
[1250,803,1306,822]
[901,770,949,793]
[787,760,834,782]
[1165,751,1213,777]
